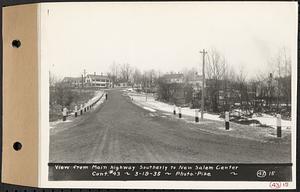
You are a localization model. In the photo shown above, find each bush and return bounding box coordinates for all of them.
[49,83,96,122]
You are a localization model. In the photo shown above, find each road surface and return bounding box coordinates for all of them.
[50,89,291,163]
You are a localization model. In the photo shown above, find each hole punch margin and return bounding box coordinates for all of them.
[12,39,21,48]
[13,142,22,151]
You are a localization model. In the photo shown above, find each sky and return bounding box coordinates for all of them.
[43,2,297,79]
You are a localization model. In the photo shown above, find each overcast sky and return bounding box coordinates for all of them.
[43,2,297,79]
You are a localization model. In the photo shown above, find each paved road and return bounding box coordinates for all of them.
[50,89,291,163]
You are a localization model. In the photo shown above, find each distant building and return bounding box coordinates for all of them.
[85,74,111,88]
[187,74,205,91]
[61,72,111,89]
[161,73,184,84]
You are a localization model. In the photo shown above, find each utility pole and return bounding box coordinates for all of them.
[200,49,207,120]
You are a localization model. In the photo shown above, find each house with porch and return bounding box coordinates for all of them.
[85,73,111,88]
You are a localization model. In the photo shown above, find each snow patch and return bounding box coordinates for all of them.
[125,90,292,130]
[127,91,223,121]
[251,113,291,130]
[143,106,156,112]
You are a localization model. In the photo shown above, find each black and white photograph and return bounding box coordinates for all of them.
[41,2,297,188]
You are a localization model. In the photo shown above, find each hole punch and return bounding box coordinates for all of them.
[13,142,22,151]
[12,39,21,48]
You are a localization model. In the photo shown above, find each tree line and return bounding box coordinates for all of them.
[49,47,292,118]
[106,48,292,117]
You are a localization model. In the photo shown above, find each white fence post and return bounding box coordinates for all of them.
[225,111,230,130]
[173,105,176,115]
[62,107,68,121]
[277,114,282,138]
[195,109,199,122]
[178,107,182,118]
[74,105,78,117]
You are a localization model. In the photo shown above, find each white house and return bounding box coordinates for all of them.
[85,73,111,88]
[162,73,185,84]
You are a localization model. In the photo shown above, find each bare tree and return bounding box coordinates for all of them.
[205,48,227,112]
[147,69,158,86]
[235,67,249,114]
[156,79,182,104]
[270,48,292,113]
[132,67,143,86]
[181,67,198,83]
[248,72,267,113]
[120,63,133,83]
[49,71,59,87]
[223,64,236,111]
[108,62,119,87]
[206,49,226,80]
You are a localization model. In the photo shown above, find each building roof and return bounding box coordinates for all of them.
[86,74,110,80]
[189,74,203,81]
[162,73,184,79]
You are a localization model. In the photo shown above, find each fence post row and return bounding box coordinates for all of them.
[62,93,104,121]
[225,111,229,130]
[277,114,282,138]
